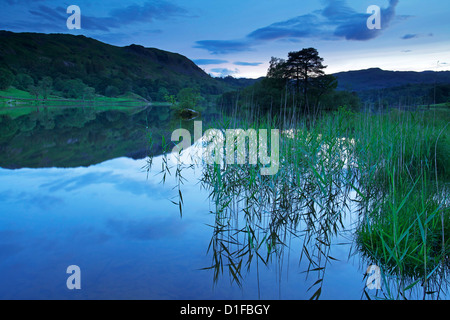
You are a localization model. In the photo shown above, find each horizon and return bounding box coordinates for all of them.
[1,1,449,78]
[2,29,449,80]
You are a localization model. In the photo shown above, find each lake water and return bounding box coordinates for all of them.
[0,106,446,300]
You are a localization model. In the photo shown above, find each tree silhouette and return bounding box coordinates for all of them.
[285,48,326,111]
[267,57,287,80]
[0,68,14,90]
[38,76,53,100]
[310,74,338,109]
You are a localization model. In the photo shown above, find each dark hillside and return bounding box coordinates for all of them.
[333,68,450,92]
[0,30,230,100]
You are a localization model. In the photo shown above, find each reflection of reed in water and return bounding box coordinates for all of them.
[145,107,449,300]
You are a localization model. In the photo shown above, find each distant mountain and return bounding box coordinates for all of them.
[333,68,450,92]
[215,76,263,89]
[0,30,232,100]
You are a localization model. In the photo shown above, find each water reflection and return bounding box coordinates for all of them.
[0,105,211,169]
[0,105,447,300]
[0,157,214,299]
[145,124,358,298]
[146,116,449,300]
[194,132,356,299]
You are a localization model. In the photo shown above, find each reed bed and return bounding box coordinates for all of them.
[146,106,449,299]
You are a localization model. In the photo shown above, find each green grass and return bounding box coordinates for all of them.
[0,87,36,104]
[0,87,150,105]
[0,87,157,119]
[0,87,36,99]
[348,108,449,299]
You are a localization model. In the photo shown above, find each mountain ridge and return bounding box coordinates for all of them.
[332,67,450,92]
[1,30,449,101]
[0,30,230,100]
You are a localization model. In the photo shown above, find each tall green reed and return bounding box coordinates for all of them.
[351,108,449,299]
[144,105,449,299]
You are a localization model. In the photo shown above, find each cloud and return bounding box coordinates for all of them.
[195,39,255,55]
[210,68,240,77]
[0,19,63,32]
[321,0,356,23]
[401,33,434,40]
[109,0,190,24]
[9,1,190,33]
[24,5,121,32]
[329,0,400,41]
[107,217,189,241]
[233,61,263,66]
[8,191,64,210]
[25,5,118,32]
[193,59,228,65]
[401,33,418,40]
[195,0,403,54]
[28,5,67,23]
[39,170,168,198]
[247,14,320,41]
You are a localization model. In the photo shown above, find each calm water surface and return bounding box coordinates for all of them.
[0,106,445,299]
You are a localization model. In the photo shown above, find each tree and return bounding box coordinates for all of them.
[65,79,87,99]
[14,74,34,91]
[266,56,289,94]
[285,48,326,110]
[310,74,338,108]
[28,85,40,100]
[264,49,332,114]
[83,86,96,100]
[53,78,86,99]
[157,87,169,101]
[320,90,361,111]
[0,68,14,90]
[430,84,450,104]
[267,57,287,80]
[105,85,120,97]
[177,88,201,109]
[164,93,178,107]
[38,76,53,99]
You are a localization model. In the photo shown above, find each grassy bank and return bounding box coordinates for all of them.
[349,108,449,299]
[0,87,150,108]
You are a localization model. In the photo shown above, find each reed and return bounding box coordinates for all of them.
[146,106,449,299]
[351,108,449,299]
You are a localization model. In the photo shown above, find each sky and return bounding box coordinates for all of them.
[1,0,449,78]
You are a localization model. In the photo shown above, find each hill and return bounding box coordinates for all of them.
[332,68,450,106]
[0,30,232,101]
[214,76,263,89]
[333,68,450,92]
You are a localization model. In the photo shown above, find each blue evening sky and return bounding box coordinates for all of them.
[1,0,449,78]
